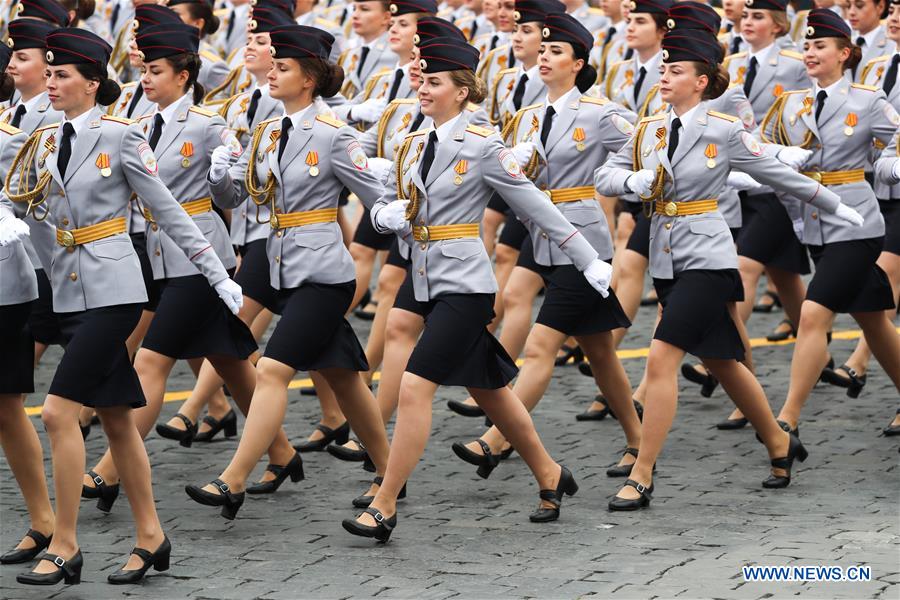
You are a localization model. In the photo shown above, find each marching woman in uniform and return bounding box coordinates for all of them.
[186,24,392,520]
[5,27,241,585]
[595,22,864,510]
[0,45,56,567]
[821,0,900,412]
[764,9,900,435]
[450,12,641,480]
[342,35,615,542]
[79,22,287,514]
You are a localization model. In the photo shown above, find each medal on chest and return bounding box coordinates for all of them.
[180,142,194,167]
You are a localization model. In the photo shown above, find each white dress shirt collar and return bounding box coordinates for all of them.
[433,111,463,143]
[154,92,192,126]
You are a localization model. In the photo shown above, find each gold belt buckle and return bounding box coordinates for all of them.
[664,202,678,217]
[59,230,75,247]
[269,213,280,229]
[543,190,552,199]
[809,172,822,183]
[418,226,430,242]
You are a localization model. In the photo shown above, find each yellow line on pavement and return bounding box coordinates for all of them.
[22,327,881,417]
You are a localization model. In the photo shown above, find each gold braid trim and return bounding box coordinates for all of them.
[630,120,666,216]
[244,120,279,225]
[396,134,426,221]
[376,101,403,159]
[4,131,52,221]
[204,67,240,105]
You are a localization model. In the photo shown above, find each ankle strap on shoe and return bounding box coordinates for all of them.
[624,447,639,458]
[174,413,195,429]
[25,529,50,547]
[476,439,500,466]
[212,478,233,496]
[373,476,384,486]
[130,547,154,564]
[88,469,106,487]
[624,478,652,498]
[538,489,561,509]
[363,508,394,530]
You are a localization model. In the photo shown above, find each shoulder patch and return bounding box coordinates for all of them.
[101,115,134,125]
[466,124,494,137]
[0,121,22,135]
[316,114,346,128]
[189,106,217,117]
[580,96,609,106]
[779,49,803,60]
[200,50,223,63]
[708,110,739,122]
[851,83,879,92]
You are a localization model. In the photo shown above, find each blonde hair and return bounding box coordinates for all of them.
[447,69,487,105]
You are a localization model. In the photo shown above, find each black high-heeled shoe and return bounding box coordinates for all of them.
[529,465,578,522]
[192,410,238,443]
[555,344,585,366]
[327,439,368,462]
[762,433,808,488]
[766,319,796,342]
[292,421,350,452]
[246,453,305,495]
[578,362,593,377]
[608,479,654,511]
[883,409,900,437]
[755,419,799,445]
[451,439,500,479]
[184,479,245,520]
[716,415,749,430]
[352,476,408,508]
[605,448,638,478]
[820,364,867,398]
[0,529,52,564]
[80,422,91,440]
[342,508,396,543]
[155,413,198,448]
[446,398,485,417]
[16,550,83,586]
[575,394,610,421]
[107,536,171,585]
[604,397,644,422]
[680,363,719,397]
[752,290,780,313]
[81,470,120,512]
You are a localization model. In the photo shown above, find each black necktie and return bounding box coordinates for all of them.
[470,20,478,40]
[854,37,865,78]
[111,2,120,32]
[247,89,262,126]
[489,34,499,51]
[226,8,235,39]
[730,34,741,55]
[540,106,555,147]
[668,117,681,162]
[127,84,144,119]
[512,73,528,111]
[743,56,758,96]
[507,46,516,68]
[726,22,733,32]
[634,67,647,104]
[357,46,371,77]
[410,109,425,132]
[420,130,437,181]
[149,113,163,150]
[11,104,26,128]
[815,89,827,122]
[624,48,634,61]
[58,123,75,178]
[278,117,292,161]
[388,68,404,101]
[884,54,900,95]
[603,26,616,49]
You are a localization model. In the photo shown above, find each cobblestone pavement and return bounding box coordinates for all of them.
[1,288,898,599]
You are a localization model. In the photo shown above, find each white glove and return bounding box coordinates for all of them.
[834,203,865,227]
[892,158,900,181]
[777,146,812,170]
[625,169,656,197]
[511,141,536,166]
[209,145,235,183]
[582,258,613,298]
[373,200,409,233]
[368,157,393,186]
[791,218,804,241]
[0,216,30,246]
[352,97,388,123]
[726,171,763,192]
[214,278,244,315]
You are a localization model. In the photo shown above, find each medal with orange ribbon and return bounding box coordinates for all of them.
[573,127,586,152]
[96,153,111,177]
[844,113,857,136]
[180,142,193,168]
[655,127,667,151]
[453,159,467,185]
[306,151,319,177]
[704,143,717,169]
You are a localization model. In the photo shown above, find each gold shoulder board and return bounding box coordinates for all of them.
[707,110,739,122]
[316,114,347,128]
[851,83,879,92]
[102,115,134,125]
[778,49,804,60]
[0,121,22,135]
[466,124,493,137]
[189,106,217,117]
[581,96,609,105]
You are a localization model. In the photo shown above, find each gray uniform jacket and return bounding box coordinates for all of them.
[873,127,900,189]
[335,33,399,101]
[604,54,661,115]
[724,47,809,123]
[371,113,599,302]
[595,102,842,279]
[199,45,231,93]
[854,26,889,84]
[359,99,491,160]
[506,93,636,263]
[135,97,239,279]
[220,87,285,246]
[210,105,384,290]
[860,52,900,200]
[3,107,230,313]
[497,67,546,129]
[0,123,38,305]
[0,92,65,269]
[762,80,898,245]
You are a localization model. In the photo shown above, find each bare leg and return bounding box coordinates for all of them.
[349,242,377,311]
[125,309,154,360]
[362,264,406,383]
[737,255,765,323]
[302,371,347,444]
[0,395,55,549]
[481,208,505,259]
[489,243,520,333]
[611,249,648,348]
